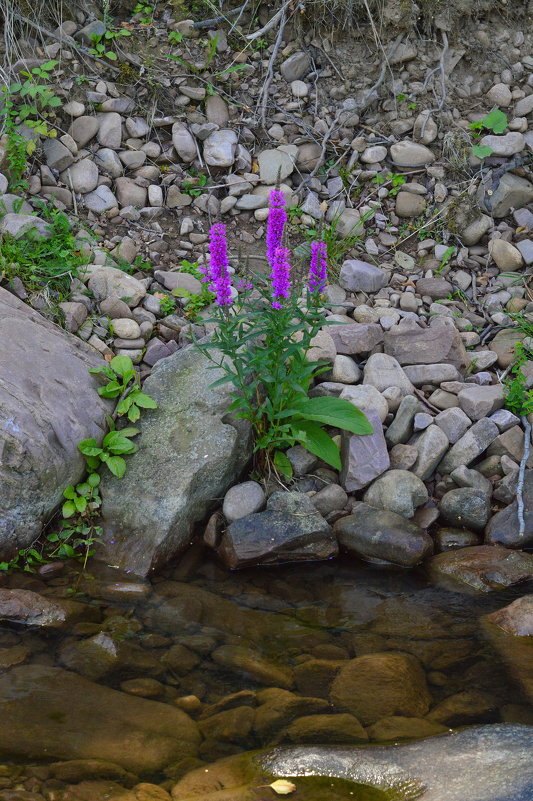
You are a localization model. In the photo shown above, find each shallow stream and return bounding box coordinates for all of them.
[0,549,532,799]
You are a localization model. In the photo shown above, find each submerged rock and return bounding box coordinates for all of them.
[482,595,533,703]
[218,492,337,569]
[0,665,200,773]
[0,589,99,628]
[171,724,533,801]
[100,344,253,576]
[427,545,533,593]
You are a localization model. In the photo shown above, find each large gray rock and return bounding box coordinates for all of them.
[330,323,383,356]
[172,724,533,801]
[335,503,433,567]
[100,344,253,576]
[340,410,389,491]
[218,491,336,569]
[0,288,110,558]
[0,665,199,773]
[363,353,414,396]
[427,545,533,593]
[479,172,533,218]
[439,418,499,474]
[363,469,428,519]
[338,260,387,292]
[384,324,468,370]
[485,470,533,547]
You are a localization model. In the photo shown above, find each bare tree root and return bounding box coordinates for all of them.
[257,5,288,131]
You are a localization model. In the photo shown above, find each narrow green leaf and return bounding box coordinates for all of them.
[273,450,293,478]
[291,420,342,470]
[292,396,373,435]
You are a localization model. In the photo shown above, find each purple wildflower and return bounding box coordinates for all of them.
[271,246,291,309]
[308,241,327,293]
[208,222,232,306]
[266,190,287,267]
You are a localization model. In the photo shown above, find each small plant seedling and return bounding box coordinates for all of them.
[158,294,177,315]
[469,108,508,160]
[435,245,455,274]
[504,342,533,416]
[133,2,154,23]
[89,354,158,425]
[168,30,184,45]
[373,171,407,196]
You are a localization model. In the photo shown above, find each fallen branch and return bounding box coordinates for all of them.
[245,1,291,41]
[258,5,287,130]
[193,4,248,29]
[11,13,120,75]
[517,414,531,537]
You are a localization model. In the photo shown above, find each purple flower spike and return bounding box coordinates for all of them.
[271,246,291,309]
[266,190,287,267]
[308,241,327,293]
[209,222,232,306]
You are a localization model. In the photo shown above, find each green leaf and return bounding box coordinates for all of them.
[273,450,293,479]
[106,51,118,60]
[110,355,134,378]
[63,485,76,500]
[103,454,127,477]
[98,380,123,398]
[127,404,141,422]
[87,472,101,487]
[85,455,101,472]
[171,287,191,297]
[78,438,103,456]
[74,496,87,513]
[62,500,77,518]
[103,431,137,454]
[115,426,140,438]
[472,144,493,159]
[291,420,342,470]
[75,483,91,496]
[131,391,157,409]
[482,108,507,134]
[117,395,135,414]
[292,396,374,435]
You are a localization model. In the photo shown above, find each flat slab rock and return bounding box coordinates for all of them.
[0,288,111,558]
[0,665,200,774]
[218,491,337,568]
[171,724,533,801]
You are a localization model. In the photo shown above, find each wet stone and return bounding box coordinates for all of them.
[433,527,481,553]
[335,503,433,567]
[218,491,336,569]
[427,545,533,593]
[439,488,491,532]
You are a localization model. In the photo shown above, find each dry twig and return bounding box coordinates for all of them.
[257,5,287,130]
[517,414,531,537]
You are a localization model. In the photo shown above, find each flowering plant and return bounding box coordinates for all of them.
[196,190,372,478]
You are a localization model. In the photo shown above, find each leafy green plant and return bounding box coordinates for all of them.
[168,30,184,45]
[373,171,406,196]
[182,172,209,197]
[504,342,533,416]
[0,201,89,296]
[302,209,373,278]
[159,294,177,315]
[133,1,154,23]
[78,427,140,479]
[89,27,132,61]
[89,354,157,424]
[0,60,62,175]
[196,198,373,478]
[469,108,508,160]
[171,260,215,319]
[396,93,417,110]
[435,245,455,274]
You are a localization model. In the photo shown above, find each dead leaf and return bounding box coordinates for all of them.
[269,780,297,795]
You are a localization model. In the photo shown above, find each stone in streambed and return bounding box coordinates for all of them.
[335,503,433,567]
[212,644,294,689]
[218,491,336,568]
[99,345,253,576]
[284,713,368,744]
[330,652,431,725]
[170,724,533,801]
[427,545,533,593]
[439,488,491,532]
[222,481,265,522]
[363,470,428,519]
[482,596,533,703]
[0,665,199,773]
[0,589,99,628]
[340,410,389,491]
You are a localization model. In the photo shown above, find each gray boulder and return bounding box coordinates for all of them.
[218,492,337,569]
[338,260,387,293]
[335,502,433,567]
[100,344,253,576]
[0,288,110,559]
[485,470,533,547]
[172,724,533,801]
[340,409,389,491]
[363,469,428,519]
[384,323,468,370]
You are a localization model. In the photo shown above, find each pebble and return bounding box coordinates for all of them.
[223,481,266,523]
